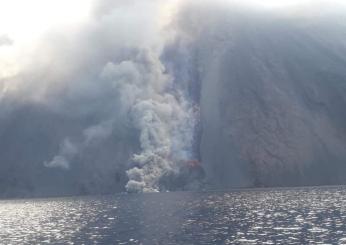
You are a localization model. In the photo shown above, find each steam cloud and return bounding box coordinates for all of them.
[1,0,346,197]
[0,35,13,46]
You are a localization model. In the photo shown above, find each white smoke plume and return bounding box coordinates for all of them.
[0,35,13,46]
[100,49,197,192]
[44,138,77,170]
[44,120,114,170]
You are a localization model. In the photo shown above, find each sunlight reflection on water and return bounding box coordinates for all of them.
[1,187,346,244]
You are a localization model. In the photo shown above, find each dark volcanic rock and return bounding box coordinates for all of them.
[174,3,346,188]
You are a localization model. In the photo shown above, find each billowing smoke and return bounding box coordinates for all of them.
[1,0,346,197]
[0,35,13,46]
[91,48,197,193]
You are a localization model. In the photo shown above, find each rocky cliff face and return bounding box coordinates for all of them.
[172,2,346,188]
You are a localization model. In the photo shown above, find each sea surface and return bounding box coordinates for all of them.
[1,186,346,244]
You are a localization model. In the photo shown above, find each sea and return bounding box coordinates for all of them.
[1,186,346,244]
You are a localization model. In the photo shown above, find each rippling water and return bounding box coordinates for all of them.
[1,186,346,244]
